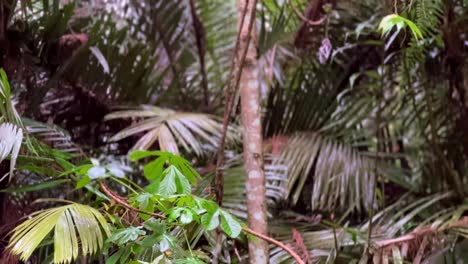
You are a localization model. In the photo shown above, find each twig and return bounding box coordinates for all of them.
[242,226,305,264]
[189,0,210,107]
[98,181,166,219]
[99,181,304,263]
[288,0,326,26]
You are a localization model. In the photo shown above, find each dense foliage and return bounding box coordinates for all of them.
[0,0,467,263]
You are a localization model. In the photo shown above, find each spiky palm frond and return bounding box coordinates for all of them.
[221,154,288,219]
[105,105,239,156]
[0,69,22,126]
[9,203,111,263]
[0,123,23,181]
[270,132,410,212]
[269,192,467,263]
[23,118,82,155]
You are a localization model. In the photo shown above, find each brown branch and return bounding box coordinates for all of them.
[98,181,166,219]
[375,217,468,248]
[99,182,304,263]
[288,0,326,26]
[189,0,210,107]
[242,227,305,264]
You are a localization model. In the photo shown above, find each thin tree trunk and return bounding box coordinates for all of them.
[237,0,269,262]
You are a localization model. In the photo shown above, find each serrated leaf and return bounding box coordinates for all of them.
[158,169,177,197]
[175,170,191,195]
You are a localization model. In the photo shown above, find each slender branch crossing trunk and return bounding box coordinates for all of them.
[237,0,269,262]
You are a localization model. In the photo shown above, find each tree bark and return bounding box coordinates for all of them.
[236,0,269,263]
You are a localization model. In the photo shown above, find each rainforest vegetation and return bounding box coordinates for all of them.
[0,0,467,263]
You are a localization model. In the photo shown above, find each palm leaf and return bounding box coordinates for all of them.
[105,105,239,156]
[9,203,111,263]
[268,192,466,263]
[23,118,82,155]
[220,154,288,219]
[272,132,410,212]
[0,123,23,181]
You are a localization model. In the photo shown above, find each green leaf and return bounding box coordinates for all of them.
[106,248,126,264]
[0,68,11,97]
[76,176,91,189]
[142,218,166,236]
[180,209,194,225]
[168,208,184,222]
[378,14,423,40]
[140,234,163,248]
[201,210,219,231]
[403,18,423,40]
[2,179,70,193]
[170,155,199,183]
[219,210,241,238]
[107,227,146,246]
[158,168,177,197]
[129,150,165,161]
[175,169,191,195]
[132,193,155,220]
[144,157,167,180]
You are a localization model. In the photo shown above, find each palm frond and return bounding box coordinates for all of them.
[105,105,239,156]
[221,154,288,219]
[272,132,410,212]
[9,203,111,263]
[269,192,466,263]
[23,118,82,155]
[0,69,22,125]
[0,123,23,181]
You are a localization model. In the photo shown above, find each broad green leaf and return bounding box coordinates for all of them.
[144,157,167,180]
[179,209,194,224]
[133,193,155,220]
[107,227,146,246]
[106,248,126,264]
[76,176,91,189]
[219,210,241,238]
[201,210,219,231]
[157,166,178,197]
[129,150,165,161]
[175,169,191,195]
[143,218,166,236]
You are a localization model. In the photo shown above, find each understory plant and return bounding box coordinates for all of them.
[8,151,247,263]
